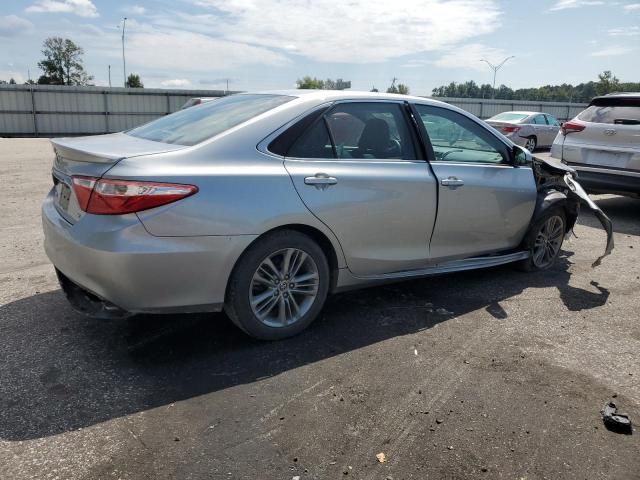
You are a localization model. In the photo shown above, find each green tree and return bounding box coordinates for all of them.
[126,73,144,88]
[296,76,325,89]
[37,37,93,86]
[9,78,16,84]
[387,78,410,95]
[596,70,620,96]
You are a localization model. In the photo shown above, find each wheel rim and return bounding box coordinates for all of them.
[532,215,564,269]
[526,138,536,151]
[249,248,319,328]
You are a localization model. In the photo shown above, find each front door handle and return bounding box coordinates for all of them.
[441,176,464,188]
[304,173,338,190]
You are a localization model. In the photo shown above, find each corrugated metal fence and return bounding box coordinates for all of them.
[0,85,589,137]
[430,96,588,121]
[0,85,230,137]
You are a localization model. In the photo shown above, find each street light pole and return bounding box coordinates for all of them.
[121,17,127,87]
[480,56,515,99]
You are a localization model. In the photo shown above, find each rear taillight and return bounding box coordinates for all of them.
[561,121,586,135]
[501,126,521,134]
[72,176,198,215]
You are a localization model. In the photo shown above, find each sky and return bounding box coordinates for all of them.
[0,0,639,94]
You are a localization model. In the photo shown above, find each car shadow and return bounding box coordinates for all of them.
[584,195,640,237]
[0,252,609,442]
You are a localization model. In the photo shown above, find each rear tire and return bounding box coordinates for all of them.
[525,136,537,152]
[518,208,566,272]
[224,230,330,340]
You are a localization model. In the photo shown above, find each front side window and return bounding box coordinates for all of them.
[546,115,560,126]
[286,102,417,160]
[127,94,293,146]
[415,105,508,164]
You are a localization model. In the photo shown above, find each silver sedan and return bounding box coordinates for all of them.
[486,111,561,151]
[42,91,612,340]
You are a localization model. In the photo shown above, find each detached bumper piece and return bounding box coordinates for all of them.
[601,402,633,435]
[56,269,131,320]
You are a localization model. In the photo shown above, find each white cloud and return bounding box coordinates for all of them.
[0,70,26,83]
[431,43,512,72]
[122,5,146,15]
[0,15,34,36]
[549,0,604,11]
[161,79,191,87]
[590,45,634,56]
[25,0,98,17]
[185,0,502,63]
[607,26,640,36]
[120,29,290,73]
[624,3,640,10]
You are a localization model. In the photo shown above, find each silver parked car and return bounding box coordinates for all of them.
[42,91,613,340]
[486,111,561,152]
[550,93,640,198]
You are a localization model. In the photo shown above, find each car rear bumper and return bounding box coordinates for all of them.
[42,189,256,314]
[568,164,640,196]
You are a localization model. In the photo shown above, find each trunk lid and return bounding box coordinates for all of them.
[50,132,186,224]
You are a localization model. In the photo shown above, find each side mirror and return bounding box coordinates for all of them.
[512,145,531,166]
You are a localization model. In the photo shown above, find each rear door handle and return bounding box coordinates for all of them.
[441,177,464,188]
[304,173,338,190]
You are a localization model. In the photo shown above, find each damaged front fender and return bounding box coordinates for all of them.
[531,153,614,267]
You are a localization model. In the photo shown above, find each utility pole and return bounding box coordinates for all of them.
[121,17,127,87]
[480,56,515,99]
[27,68,31,83]
[226,78,229,95]
[108,65,111,87]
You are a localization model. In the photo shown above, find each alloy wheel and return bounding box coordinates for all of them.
[525,137,536,151]
[249,248,320,328]
[532,215,564,269]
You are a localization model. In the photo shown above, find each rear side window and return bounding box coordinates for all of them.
[578,105,640,125]
[532,115,548,125]
[285,102,417,160]
[127,94,293,146]
[288,118,335,159]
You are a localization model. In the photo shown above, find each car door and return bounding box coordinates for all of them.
[412,104,537,261]
[545,114,561,145]
[282,101,438,276]
[532,114,555,146]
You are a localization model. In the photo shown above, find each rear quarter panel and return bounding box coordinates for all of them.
[106,126,347,268]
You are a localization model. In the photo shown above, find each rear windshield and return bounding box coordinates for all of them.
[578,105,640,125]
[489,112,529,122]
[127,94,293,146]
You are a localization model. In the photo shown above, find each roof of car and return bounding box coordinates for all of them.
[603,92,640,97]
[249,89,448,105]
[494,111,542,116]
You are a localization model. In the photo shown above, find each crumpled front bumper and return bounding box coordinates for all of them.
[564,174,614,267]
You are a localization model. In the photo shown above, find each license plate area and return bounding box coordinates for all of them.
[586,149,630,168]
[57,182,72,211]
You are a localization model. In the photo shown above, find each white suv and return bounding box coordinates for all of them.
[550,93,640,198]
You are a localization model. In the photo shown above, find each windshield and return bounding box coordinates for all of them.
[489,112,529,122]
[127,94,293,146]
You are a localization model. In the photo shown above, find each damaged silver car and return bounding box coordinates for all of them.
[42,91,613,340]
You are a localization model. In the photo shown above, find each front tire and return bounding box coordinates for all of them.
[518,208,566,272]
[225,230,330,340]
